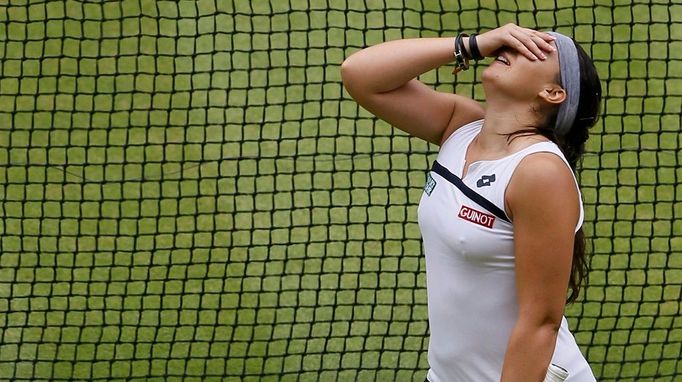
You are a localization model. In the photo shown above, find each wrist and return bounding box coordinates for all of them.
[462,37,471,58]
[468,33,484,60]
[452,33,470,73]
[452,33,485,74]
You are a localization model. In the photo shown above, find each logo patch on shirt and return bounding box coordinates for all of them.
[458,205,496,228]
[476,174,496,187]
[424,172,437,196]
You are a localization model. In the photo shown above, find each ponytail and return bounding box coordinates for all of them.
[562,40,601,303]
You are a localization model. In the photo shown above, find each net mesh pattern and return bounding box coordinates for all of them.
[0,0,680,381]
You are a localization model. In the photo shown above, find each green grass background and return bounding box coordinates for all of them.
[0,0,681,381]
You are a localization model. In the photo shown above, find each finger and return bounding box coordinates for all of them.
[538,31,558,43]
[509,29,545,60]
[521,28,556,40]
[522,27,555,42]
[522,29,557,52]
[517,28,556,55]
[505,35,537,61]
[516,30,549,60]
[530,33,556,53]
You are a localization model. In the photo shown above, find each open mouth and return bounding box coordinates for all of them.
[494,54,510,66]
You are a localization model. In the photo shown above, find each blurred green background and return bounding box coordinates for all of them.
[0,0,680,381]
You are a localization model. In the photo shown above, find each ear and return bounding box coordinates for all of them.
[538,84,566,105]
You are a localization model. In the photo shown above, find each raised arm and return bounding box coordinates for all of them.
[340,25,556,145]
[340,37,483,145]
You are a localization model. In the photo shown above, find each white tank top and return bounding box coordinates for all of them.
[418,120,596,382]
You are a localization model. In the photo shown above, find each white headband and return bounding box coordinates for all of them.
[547,32,581,136]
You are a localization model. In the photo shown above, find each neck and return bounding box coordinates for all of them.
[477,99,542,152]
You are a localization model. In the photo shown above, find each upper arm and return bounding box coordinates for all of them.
[346,78,484,146]
[506,153,580,325]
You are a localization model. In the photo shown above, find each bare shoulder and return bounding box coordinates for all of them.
[505,152,579,221]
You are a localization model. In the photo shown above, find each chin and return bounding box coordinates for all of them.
[481,64,506,83]
[480,68,521,102]
[481,67,502,93]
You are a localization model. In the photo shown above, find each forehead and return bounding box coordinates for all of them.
[541,42,561,78]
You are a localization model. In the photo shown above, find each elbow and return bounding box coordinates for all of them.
[512,317,561,349]
[517,306,564,334]
[340,57,358,95]
[540,321,562,335]
[340,56,353,80]
[518,313,563,335]
[340,54,369,100]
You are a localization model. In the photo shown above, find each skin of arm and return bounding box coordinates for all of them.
[340,37,485,145]
[340,25,556,145]
[501,153,581,382]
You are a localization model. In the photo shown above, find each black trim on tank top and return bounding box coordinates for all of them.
[431,160,511,223]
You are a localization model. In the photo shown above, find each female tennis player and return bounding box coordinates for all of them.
[341,24,601,381]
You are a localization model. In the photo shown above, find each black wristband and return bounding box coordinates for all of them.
[452,33,470,73]
[457,33,471,60]
[469,33,483,60]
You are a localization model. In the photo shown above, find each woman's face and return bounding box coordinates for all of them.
[481,41,562,103]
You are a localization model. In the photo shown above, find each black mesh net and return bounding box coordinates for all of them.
[0,0,680,381]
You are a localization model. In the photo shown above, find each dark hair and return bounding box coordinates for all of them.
[508,39,602,303]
